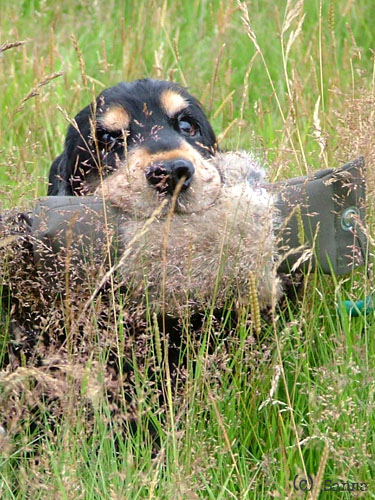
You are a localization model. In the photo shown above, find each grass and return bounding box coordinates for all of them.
[1,0,375,498]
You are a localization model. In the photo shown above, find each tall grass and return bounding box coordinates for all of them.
[1,0,374,498]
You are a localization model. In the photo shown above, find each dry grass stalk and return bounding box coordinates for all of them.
[153,0,187,87]
[159,181,187,468]
[258,364,281,411]
[249,271,261,335]
[81,198,168,318]
[217,118,239,142]
[48,27,55,73]
[312,95,327,165]
[238,0,309,173]
[208,389,245,492]
[71,34,88,90]
[160,178,185,329]
[212,89,235,120]
[237,0,284,124]
[208,42,226,115]
[285,10,305,62]
[0,40,26,53]
[236,54,258,149]
[295,205,305,247]
[282,0,304,36]
[318,0,325,113]
[13,71,63,114]
[346,22,361,59]
[329,0,335,37]
[152,313,162,367]
[311,441,329,499]
[281,0,308,172]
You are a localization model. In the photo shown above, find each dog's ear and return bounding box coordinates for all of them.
[48,103,96,196]
[47,151,73,195]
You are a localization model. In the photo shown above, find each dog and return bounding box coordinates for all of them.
[47,79,280,314]
[0,80,288,450]
[48,78,219,205]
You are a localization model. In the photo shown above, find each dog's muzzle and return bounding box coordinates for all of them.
[145,159,195,195]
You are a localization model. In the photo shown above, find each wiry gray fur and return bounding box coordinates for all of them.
[99,151,281,314]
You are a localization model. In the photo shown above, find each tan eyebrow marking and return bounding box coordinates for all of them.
[160,89,188,117]
[98,105,131,131]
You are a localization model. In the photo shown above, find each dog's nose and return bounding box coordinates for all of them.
[145,159,195,194]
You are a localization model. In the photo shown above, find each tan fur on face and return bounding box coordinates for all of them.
[96,142,222,216]
[160,89,188,117]
[98,106,130,131]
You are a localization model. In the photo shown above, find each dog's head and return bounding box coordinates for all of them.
[48,79,221,214]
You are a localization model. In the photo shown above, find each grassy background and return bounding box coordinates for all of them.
[0,0,374,498]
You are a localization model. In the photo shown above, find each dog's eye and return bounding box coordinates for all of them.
[101,132,120,144]
[98,131,124,150]
[177,117,197,136]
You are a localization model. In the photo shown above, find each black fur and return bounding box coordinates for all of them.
[48,79,217,196]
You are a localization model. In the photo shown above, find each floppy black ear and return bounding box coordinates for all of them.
[48,103,97,196]
[47,152,73,196]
